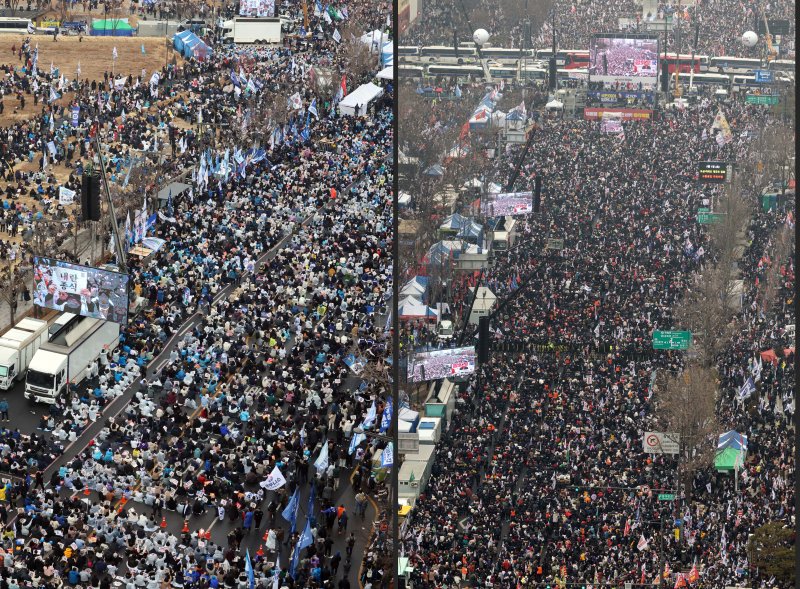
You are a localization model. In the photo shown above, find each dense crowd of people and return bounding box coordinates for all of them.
[0,1,395,588]
[399,1,794,588]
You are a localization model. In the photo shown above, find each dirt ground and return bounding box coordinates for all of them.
[1,36,174,84]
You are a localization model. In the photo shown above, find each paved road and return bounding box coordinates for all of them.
[4,174,381,586]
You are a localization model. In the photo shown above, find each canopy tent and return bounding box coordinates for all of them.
[456,219,483,240]
[157,182,192,207]
[715,430,748,472]
[398,192,412,207]
[398,301,438,321]
[400,276,429,299]
[376,66,393,80]
[463,178,483,189]
[339,82,383,117]
[381,42,393,67]
[91,18,136,36]
[359,30,388,52]
[423,164,444,177]
[173,30,213,60]
[546,99,564,110]
[439,213,469,232]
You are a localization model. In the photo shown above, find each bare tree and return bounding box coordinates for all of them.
[654,363,720,497]
[0,265,30,327]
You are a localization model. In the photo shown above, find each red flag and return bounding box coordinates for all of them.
[687,565,699,584]
[663,562,671,578]
[340,75,347,95]
[674,573,687,588]
[624,518,631,537]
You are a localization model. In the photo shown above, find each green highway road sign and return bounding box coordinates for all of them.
[658,493,675,501]
[745,95,779,105]
[697,212,725,224]
[653,330,692,350]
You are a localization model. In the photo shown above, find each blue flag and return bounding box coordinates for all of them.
[298,518,314,551]
[245,549,255,589]
[379,398,392,433]
[454,84,462,98]
[281,488,300,533]
[289,542,301,579]
[380,442,394,467]
[141,43,146,55]
[307,483,316,525]
[348,430,366,455]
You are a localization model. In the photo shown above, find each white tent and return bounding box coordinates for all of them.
[545,99,564,110]
[376,66,393,80]
[360,30,387,52]
[339,82,384,117]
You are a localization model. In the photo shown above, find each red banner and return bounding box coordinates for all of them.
[583,108,653,120]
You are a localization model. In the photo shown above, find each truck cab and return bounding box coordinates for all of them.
[437,319,454,341]
[25,351,68,404]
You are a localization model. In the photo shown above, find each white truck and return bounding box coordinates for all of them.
[221,17,282,44]
[0,318,49,390]
[25,316,119,404]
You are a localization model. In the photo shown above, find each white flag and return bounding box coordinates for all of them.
[637,534,649,551]
[314,441,329,473]
[58,186,76,205]
[332,28,341,43]
[112,46,118,60]
[260,465,287,490]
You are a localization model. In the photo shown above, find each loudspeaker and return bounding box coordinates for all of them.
[478,315,490,364]
[660,61,670,93]
[81,173,101,222]
[533,176,542,213]
[548,57,557,90]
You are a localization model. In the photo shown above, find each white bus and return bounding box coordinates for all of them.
[399,64,424,79]
[480,47,536,63]
[709,56,763,73]
[420,45,476,63]
[0,17,33,34]
[427,64,484,79]
[676,72,731,88]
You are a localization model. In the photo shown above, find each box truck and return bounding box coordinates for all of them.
[25,316,120,404]
[0,318,49,390]
[221,17,281,44]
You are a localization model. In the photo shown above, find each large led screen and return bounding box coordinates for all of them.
[589,35,659,87]
[33,258,130,325]
[407,346,476,383]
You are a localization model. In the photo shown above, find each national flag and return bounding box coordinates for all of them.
[738,377,755,401]
[245,549,255,589]
[340,75,347,96]
[623,518,630,537]
[281,488,300,533]
[637,534,649,551]
[380,442,393,467]
[751,355,762,382]
[27,22,34,34]
[314,441,329,474]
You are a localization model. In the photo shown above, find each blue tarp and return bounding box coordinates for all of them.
[173,30,213,60]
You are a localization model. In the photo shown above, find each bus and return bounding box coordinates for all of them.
[558,68,589,80]
[480,47,536,63]
[0,17,33,34]
[536,49,590,69]
[676,72,731,88]
[662,53,708,73]
[768,59,795,74]
[709,56,762,73]
[427,64,484,79]
[398,46,420,57]
[420,45,476,63]
[399,64,424,78]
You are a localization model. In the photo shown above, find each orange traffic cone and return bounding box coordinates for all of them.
[257,545,264,557]
[262,529,269,541]
[182,520,189,534]
[83,487,90,496]
[160,516,167,529]
[204,530,211,540]
[119,496,128,506]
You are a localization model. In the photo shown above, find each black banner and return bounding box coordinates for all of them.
[697,161,728,183]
